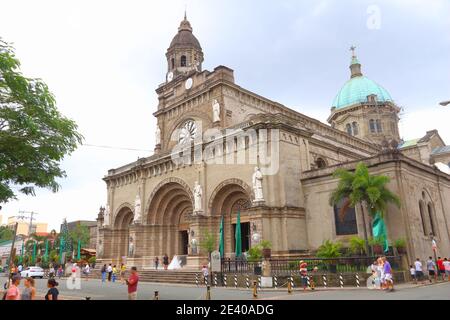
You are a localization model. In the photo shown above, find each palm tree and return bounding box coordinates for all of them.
[329,162,401,254]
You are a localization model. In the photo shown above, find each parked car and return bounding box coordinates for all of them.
[20,266,44,278]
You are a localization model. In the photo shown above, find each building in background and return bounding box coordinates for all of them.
[60,220,97,233]
[7,216,48,236]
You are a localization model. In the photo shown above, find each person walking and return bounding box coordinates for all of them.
[414,258,425,284]
[381,256,393,291]
[409,265,417,284]
[45,279,59,300]
[120,263,127,283]
[101,264,107,283]
[163,254,169,270]
[125,266,139,300]
[107,264,113,282]
[299,261,308,291]
[443,258,450,281]
[5,275,21,300]
[57,265,63,279]
[83,263,90,281]
[154,256,159,270]
[112,265,118,282]
[426,256,437,283]
[437,257,445,281]
[21,277,36,300]
[201,265,209,285]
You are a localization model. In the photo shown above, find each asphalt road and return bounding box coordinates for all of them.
[1,276,449,300]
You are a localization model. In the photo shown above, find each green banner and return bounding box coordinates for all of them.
[372,212,389,253]
[235,211,242,258]
[219,215,225,258]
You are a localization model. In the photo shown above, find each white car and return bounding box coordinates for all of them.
[20,266,45,278]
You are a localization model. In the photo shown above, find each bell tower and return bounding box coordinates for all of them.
[165,12,204,81]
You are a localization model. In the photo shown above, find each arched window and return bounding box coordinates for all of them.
[171,58,175,69]
[419,201,428,236]
[316,157,327,169]
[352,122,359,136]
[369,119,376,133]
[376,119,382,133]
[346,123,352,135]
[427,203,436,236]
[180,55,187,67]
[333,199,358,235]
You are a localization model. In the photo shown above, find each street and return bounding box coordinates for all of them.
[1,276,449,300]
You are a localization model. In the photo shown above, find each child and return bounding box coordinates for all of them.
[409,265,416,284]
[299,261,308,291]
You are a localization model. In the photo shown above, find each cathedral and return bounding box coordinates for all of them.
[95,15,450,269]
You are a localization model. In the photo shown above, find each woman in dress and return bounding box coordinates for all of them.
[21,277,36,300]
[45,279,59,300]
[163,254,169,270]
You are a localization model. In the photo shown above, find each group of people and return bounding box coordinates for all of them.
[154,254,170,270]
[2,276,59,300]
[100,263,127,283]
[410,256,450,284]
[369,256,394,291]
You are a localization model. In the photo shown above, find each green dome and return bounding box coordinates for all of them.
[332,75,393,109]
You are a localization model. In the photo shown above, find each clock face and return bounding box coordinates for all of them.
[178,120,197,144]
[167,72,174,82]
[185,77,193,90]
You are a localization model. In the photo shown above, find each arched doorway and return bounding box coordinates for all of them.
[148,181,193,257]
[210,180,252,256]
[113,206,134,259]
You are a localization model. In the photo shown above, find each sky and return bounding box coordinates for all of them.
[1,0,449,231]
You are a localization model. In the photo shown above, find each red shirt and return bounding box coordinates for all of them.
[437,259,445,271]
[127,273,139,293]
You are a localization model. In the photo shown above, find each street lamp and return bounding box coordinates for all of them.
[439,101,450,106]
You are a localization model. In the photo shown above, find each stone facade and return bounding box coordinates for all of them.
[95,16,450,269]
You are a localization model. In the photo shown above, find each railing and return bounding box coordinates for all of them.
[221,256,403,275]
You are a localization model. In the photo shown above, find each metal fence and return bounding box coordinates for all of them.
[221,256,403,275]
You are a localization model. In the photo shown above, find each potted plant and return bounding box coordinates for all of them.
[369,237,384,255]
[247,245,263,275]
[260,240,272,259]
[394,238,407,254]
[349,236,366,256]
[316,240,342,273]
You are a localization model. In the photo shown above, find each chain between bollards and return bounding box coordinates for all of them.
[252,280,258,298]
[153,291,159,300]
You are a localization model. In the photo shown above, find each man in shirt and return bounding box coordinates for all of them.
[381,256,393,291]
[426,256,437,283]
[414,258,425,284]
[107,264,113,282]
[125,266,139,300]
[443,258,450,281]
[5,275,21,300]
[437,257,445,281]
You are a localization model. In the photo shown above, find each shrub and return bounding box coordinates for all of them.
[247,245,262,262]
[394,238,406,248]
[316,240,342,258]
[349,236,366,255]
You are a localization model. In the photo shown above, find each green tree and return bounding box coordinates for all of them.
[69,224,90,248]
[0,225,13,241]
[0,38,83,203]
[329,162,401,254]
[316,240,342,258]
[199,229,216,258]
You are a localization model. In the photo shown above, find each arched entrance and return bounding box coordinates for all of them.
[210,180,252,256]
[147,180,193,257]
[113,205,134,259]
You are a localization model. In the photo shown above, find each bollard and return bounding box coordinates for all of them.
[355,273,360,288]
[234,273,238,288]
[290,275,295,289]
[204,275,208,286]
[214,273,218,287]
[223,273,227,287]
[287,278,292,294]
[205,285,211,300]
[195,273,199,287]
[273,274,278,289]
[153,291,159,300]
[246,274,250,289]
[322,274,327,288]
[307,275,311,289]
[85,296,91,300]
[339,273,344,288]
[252,280,258,298]
[258,276,261,290]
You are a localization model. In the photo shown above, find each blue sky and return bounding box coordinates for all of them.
[1,0,449,230]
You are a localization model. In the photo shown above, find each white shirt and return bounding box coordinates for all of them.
[443,261,450,271]
[414,261,423,272]
[107,265,112,272]
[410,268,415,275]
